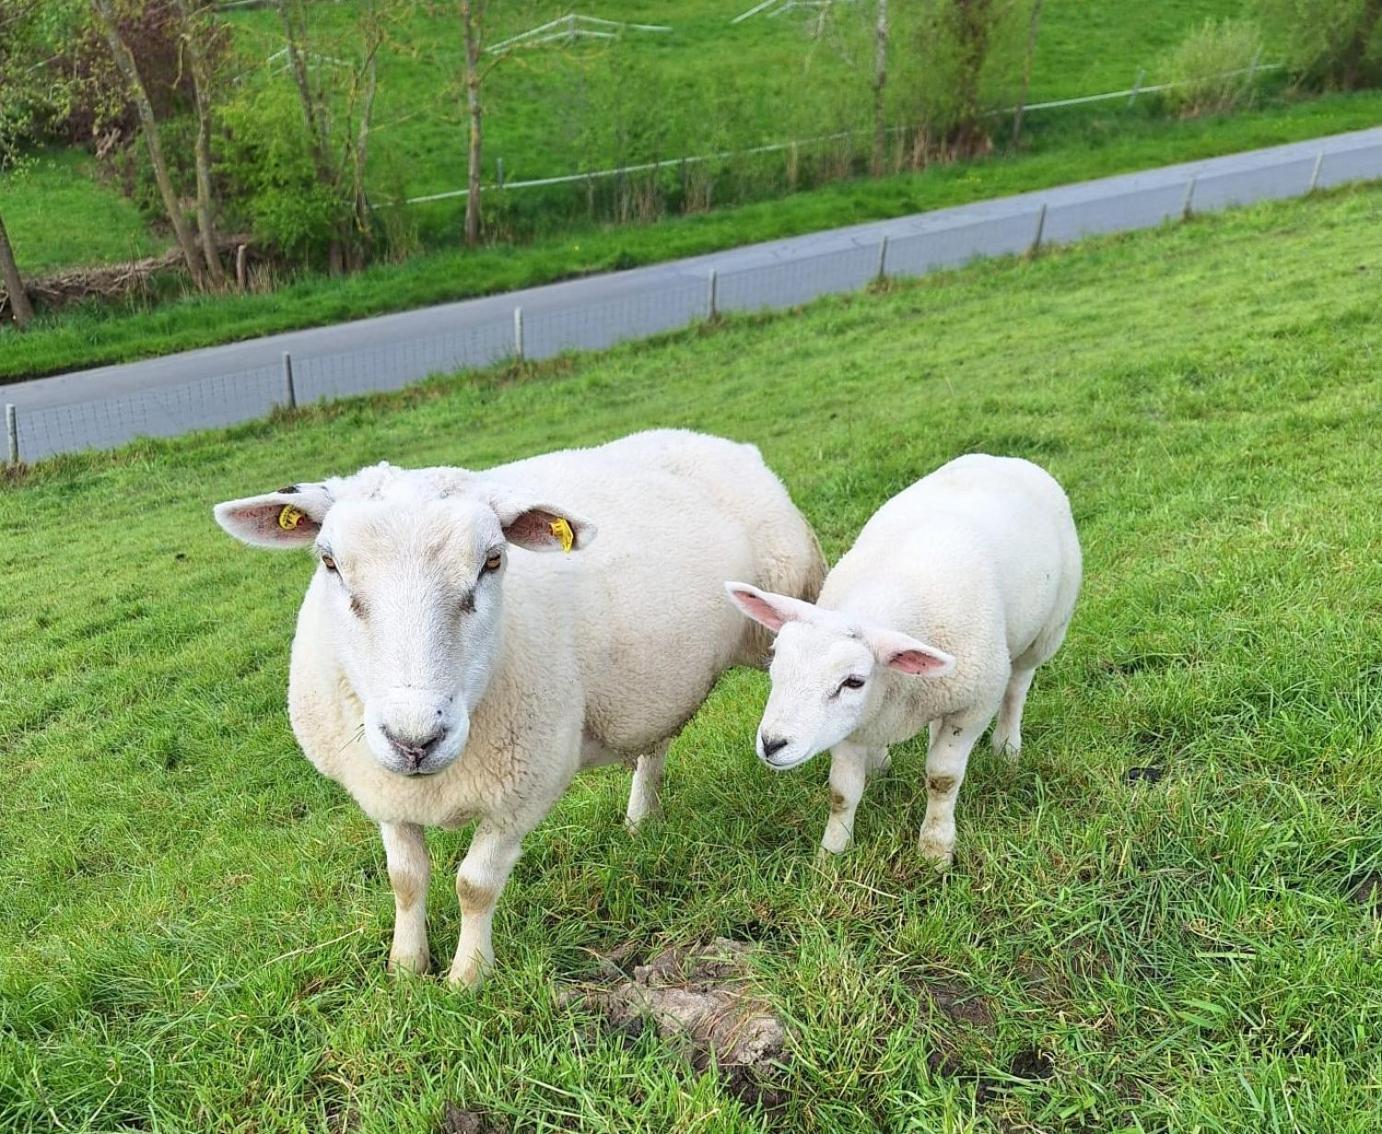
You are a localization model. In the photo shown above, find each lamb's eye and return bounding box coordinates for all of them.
[839,676,866,692]
[321,555,338,574]
[482,550,502,573]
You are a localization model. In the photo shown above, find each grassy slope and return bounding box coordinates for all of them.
[2,186,1380,1132]
[4,89,1382,383]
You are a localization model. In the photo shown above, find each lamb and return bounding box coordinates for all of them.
[725,454,1081,867]
[214,429,824,986]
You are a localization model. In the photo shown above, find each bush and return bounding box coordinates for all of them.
[1257,0,1382,90]
[1160,19,1264,118]
[218,87,342,264]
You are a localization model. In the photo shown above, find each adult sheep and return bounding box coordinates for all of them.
[214,429,824,987]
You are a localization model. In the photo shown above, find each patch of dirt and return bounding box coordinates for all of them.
[561,938,787,1105]
[916,978,993,1028]
[1350,873,1382,916]
[437,1104,510,1134]
[1123,765,1164,785]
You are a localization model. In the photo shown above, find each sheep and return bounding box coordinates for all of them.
[214,429,825,987]
[725,453,1081,867]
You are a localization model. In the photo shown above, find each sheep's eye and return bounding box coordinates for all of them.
[839,676,866,692]
[482,550,502,573]
[321,555,337,574]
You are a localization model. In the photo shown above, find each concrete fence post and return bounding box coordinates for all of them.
[1309,150,1325,193]
[1029,203,1047,257]
[1127,68,1145,107]
[513,306,525,360]
[282,351,297,409]
[1182,176,1197,221]
[707,269,718,319]
[5,403,17,466]
[875,235,890,283]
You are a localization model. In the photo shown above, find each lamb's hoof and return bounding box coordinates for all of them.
[918,835,955,870]
[624,806,660,835]
[388,949,431,977]
[447,961,488,990]
[816,841,848,862]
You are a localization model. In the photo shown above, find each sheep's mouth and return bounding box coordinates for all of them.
[760,752,812,772]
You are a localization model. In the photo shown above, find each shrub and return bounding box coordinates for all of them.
[1160,19,1264,118]
[1256,0,1382,90]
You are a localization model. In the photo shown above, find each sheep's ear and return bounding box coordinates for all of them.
[496,500,596,553]
[213,483,333,549]
[866,627,955,677]
[724,581,816,633]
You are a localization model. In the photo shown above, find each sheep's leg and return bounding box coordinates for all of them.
[868,745,891,775]
[821,741,872,855]
[625,738,671,832]
[991,667,1036,760]
[448,821,525,989]
[919,713,989,869]
[381,821,431,975]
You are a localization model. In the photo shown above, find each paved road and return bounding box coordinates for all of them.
[4,125,1380,428]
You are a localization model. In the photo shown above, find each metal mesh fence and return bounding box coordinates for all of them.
[7,133,1381,465]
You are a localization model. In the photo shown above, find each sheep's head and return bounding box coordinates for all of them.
[215,463,595,777]
[724,582,954,770]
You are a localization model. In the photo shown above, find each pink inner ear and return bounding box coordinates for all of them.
[503,509,561,549]
[233,501,320,543]
[732,590,791,632]
[887,648,950,675]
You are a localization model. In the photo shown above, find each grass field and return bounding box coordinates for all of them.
[5,88,1382,384]
[3,185,1381,1132]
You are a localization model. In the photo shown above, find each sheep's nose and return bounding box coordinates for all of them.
[382,725,445,771]
[760,735,789,760]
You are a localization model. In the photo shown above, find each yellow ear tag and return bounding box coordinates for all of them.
[549,516,574,553]
[278,505,305,531]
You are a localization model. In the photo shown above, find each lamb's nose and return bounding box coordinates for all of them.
[760,735,789,760]
[382,726,444,771]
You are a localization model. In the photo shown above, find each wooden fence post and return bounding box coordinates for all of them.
[514,306,525,360]
[282,351,297,409]
[707,269,718,320]
[1182,176,1197,221]
[875,235,889,283]
[1029,203,1047,257]
[5,403,17,466]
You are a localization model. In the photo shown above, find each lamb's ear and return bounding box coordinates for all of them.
[493,498,596,553]
[724,581,816,633]
[865,626,955,677]
[213,482,334,549]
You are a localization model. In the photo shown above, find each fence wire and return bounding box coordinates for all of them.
[7,134,1381,465]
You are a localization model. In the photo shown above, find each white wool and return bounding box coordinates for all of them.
[215,430,824,985]
[727,454,1081,865]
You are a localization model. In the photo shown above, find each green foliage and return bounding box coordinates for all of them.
[218,86,343,264]
[1160,18,1264,118]
[1257,0,1382,90]
[1,186,1381,1131]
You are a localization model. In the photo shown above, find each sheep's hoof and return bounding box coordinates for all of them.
[918,834,955,870]
[447,958,489,990]
[388,949,431,977]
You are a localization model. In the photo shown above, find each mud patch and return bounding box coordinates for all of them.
[1123,765,1164,785]
[561,938,787,1105]
[437,1104,509,1134]
[1349,873,1382,916]
[914,978,993,1028]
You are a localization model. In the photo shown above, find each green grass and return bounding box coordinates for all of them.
[3,185,1381,1131]
[5,88,1382,384]
[0,150,162,273]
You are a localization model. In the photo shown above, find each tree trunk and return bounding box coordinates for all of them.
[870,0,889,177]
[461,0,484,248]
[0,211,35,328]
[1338,0,1381,89]
[174,0,226,288]
[1011,0,1043,149]
[91,0,208,292]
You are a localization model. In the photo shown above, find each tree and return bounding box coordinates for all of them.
[0,212,35,328]
[172,0,226,287]
[90,0,209,291]
[1010,0,1043,148]
[871,0,889,176]
[460,0,484,247]
[1257,0,1382,90]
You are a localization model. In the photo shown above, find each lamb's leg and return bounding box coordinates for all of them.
[869,745,891,775]
[991,667,1036,759]
[919,713,990,868]
[448,820,525,989]
[381,821,430,975]
[625,738,671,832]
[821,741,871,855]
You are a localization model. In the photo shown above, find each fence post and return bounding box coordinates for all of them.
[875,235,889,284]
[706,269,718,320]
[1028,203,1047,257]
[497,157,506,189]
[281,351,297,410]
[1309,149,1325,193]
[1127,67,1145,107]
[235,243,248,291]
[5,404,17,466]
[513,306,525,360]
[1181,176,1197,221]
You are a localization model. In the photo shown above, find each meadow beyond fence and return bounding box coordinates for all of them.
[7,127,1382,465]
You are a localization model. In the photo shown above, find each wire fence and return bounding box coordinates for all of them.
[7,131,1382,465]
